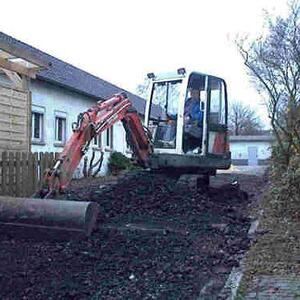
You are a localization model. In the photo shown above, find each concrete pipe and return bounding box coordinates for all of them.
[0,196,99,236]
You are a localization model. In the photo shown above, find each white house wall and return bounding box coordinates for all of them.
[29,79,129,177]
[230,141,273,165]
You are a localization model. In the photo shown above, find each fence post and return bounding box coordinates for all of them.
[49,152,54,167]
[32,152,39,193]
[27,153,34,196]
[8,152,15,196]
[44,152,50,170]
[40,152,45,187]
[15,152,21,197]
[21,152,28,197]
[1,152,8,196]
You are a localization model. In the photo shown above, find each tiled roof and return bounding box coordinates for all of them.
[229,135,275,142]
[0,32,146,114]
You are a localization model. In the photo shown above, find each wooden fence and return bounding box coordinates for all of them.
[0,152,59,197]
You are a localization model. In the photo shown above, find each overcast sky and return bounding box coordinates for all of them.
[1,0,290,127]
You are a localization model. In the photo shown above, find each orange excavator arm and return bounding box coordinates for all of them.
[36,92,153,199]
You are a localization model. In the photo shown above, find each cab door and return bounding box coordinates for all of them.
[207,77,228,155]
[146,79,184,154]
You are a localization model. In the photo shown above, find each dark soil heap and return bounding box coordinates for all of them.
[0,171,263,299]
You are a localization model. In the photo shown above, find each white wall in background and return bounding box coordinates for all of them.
[29,79,130,177]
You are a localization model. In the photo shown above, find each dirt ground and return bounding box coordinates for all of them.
[0,170,265,299]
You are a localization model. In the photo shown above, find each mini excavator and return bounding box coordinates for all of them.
[0,69,231,236]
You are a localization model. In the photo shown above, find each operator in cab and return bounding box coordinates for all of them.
[183,88,203,153]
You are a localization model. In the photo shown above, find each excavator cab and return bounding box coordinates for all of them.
[145,69,231,174]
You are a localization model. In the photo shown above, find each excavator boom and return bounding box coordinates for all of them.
[0,93,152,236]
[37,92,153,199]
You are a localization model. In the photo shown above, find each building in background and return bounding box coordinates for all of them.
[229,135,275,166]
[0,32,146,176]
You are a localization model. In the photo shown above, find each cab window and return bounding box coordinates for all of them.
[148,80,182,149]
[209,78,226,125]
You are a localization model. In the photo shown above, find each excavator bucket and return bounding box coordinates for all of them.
[0,196,99,237]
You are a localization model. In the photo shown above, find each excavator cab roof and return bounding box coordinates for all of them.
[147,69,225,83]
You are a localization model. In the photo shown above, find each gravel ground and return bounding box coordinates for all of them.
[218,165,268,176]
[0,171,265,299]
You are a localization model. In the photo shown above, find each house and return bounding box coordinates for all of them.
[0,32,146,176]
[229,135,275,166]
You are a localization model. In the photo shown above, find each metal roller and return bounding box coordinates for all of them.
[0,197,99,236]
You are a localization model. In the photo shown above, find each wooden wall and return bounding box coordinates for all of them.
[0,151,59,197]
[0,85,30,152]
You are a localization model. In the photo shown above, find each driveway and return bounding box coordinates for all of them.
[218,165,268,176]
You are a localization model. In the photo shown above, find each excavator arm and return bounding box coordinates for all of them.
[37,92,153,199]
[0,92,152,237]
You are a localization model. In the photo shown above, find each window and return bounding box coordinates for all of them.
[150,80,182,121]
[32,112,44,142]
[124,127,132,152]
[104,126,113,149]
[126,140,131,151]
[209,78,226,125]
[207,77,228,155]
[54,111,67,145]
[55,116,66,143]
[149,80,182,149]
[93,133,102,148]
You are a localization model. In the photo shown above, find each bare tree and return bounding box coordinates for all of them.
[229,101,263,135]
[136,77,151,99]
[237,0,300,165]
